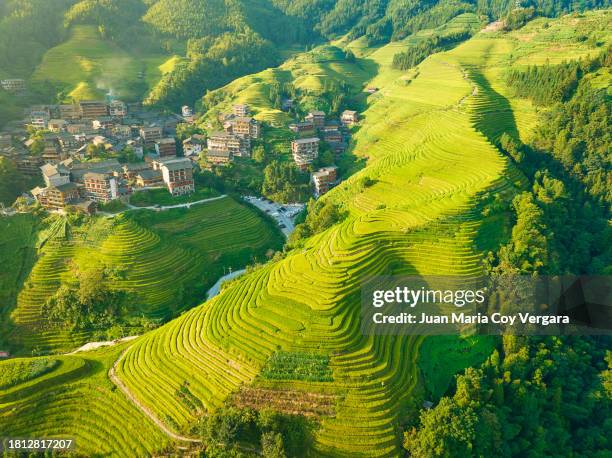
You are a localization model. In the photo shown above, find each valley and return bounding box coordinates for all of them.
[0,2,610,457]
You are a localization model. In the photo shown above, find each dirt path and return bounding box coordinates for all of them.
[68,336,139,354]
[108,348,202,443]
[126,194,228,211]
[99,194,228,218]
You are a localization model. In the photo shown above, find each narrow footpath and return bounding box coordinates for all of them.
[109,349,202,443]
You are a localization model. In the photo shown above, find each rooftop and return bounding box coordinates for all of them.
[160,157,193,171]
[137,169,162,180]
[40,163,58,176]
[209,131,235,139]
[53,182,79,192]
[184,134,206,144]
[83,172,110,181]
[293,137,320,144]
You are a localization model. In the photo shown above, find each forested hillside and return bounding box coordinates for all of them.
[2,0,608,121]
[2,9,609,457]
[271,0,611,44]
[0,3,610,458]
[0,0,75,78]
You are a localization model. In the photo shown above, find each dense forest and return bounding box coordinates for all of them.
[1,0,609,116]
[493,52,611,276]
[145,31,280,109]
[0,0,75,78]
[392,29,472,70]
[405,335,611,457]
[271,0,611,44]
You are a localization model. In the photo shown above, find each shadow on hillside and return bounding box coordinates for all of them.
[465,67,521,144]
[0,228,40,356]
[337,56,380,178]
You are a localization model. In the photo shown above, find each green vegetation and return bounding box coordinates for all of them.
[128,196,283,270]
[199,44,373,126]
[0,158,31,206]
[534,80,611,210]
[0,215,39,350]
[98,199,128,213]
[404,336,611,457]
[0,357,59,390]
[143,0,307,43]
[392,29,473,70]
[418,335,497,399]
[506,49,609,105]
[145,30,280,109]
[196,406,311,457]
[487,42,611,276]
[273,0,608,44]
[0,0,73,78]
[0,346,170,456]
[4,196,282,355]
[129,187,219,207]
[31,25,171,102]
[42,265,129,331]
[0,8,610,457]
[262,352,333,382]
[262,161,311,203]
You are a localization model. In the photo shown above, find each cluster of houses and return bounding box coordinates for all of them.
[30,156,194,213]
[203,103,358,198]
[289,109,359,197]
[1,92,361,211]
[205,104,261,165]
[0,99,196,213]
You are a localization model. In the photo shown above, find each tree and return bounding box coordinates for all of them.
[261,432,286,458]
[86,143,105,158]
[262,161,310,203]
[252,145,267,164]
[405,336,610,457]
[0,157,28,205]
[403,397,478,457]
[42,265,127,331]
[176,122,202,140]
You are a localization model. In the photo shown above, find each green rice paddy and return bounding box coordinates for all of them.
[4,197,282,356]
[2,10,609,457]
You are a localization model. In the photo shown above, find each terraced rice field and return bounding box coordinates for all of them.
[0,347,169,456]
[4,12,606,457]
[6,197,282,356]
[113,18,551,457]
[200,45,373,127]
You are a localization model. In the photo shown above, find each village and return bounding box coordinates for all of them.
[0,79,359,216]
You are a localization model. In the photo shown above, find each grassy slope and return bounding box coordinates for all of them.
[0,345,169,456]
[2,11,609,457]
[0,215,39,346]
[31,25,175,102]
[5,197,283,356]
[114,12,609,456]
[199,44,374,127]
